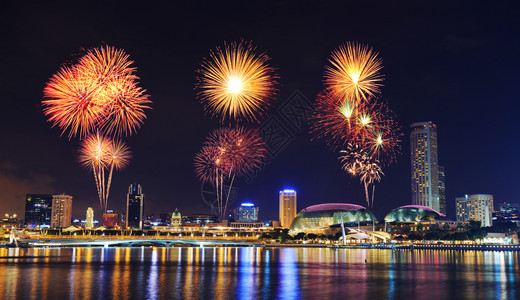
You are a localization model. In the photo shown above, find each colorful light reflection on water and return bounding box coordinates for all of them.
[0,247,517,299]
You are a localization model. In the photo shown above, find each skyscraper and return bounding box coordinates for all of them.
[51,194,73,228]
[279,189,297,228]
[438,165,446,215]
[126,183,144,229]
[410,122,440,212]
[456,194,494,227]
[86,207,94,229]
[24,194,53,228]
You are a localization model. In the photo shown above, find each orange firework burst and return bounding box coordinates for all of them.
[78,133,131,212]
[325,42,384,102]
[42,46,151,139]
[43,66,106,138]
[196,41,277,123]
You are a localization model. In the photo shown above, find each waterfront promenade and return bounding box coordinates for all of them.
[11,234,519,251]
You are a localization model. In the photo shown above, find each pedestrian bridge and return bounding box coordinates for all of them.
[23,238,264,248]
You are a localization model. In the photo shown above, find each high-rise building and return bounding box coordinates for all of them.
[126,183,144,229]
[86,207,94,229]
[410,122,440,212]
[24,194,53,228]
[234,203,259,222]
[456,194,494,227]
[438,165,446,215]
[51,194,73,228]
[279,189,297,228]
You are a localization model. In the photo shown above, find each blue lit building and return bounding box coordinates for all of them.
[234,203,259,222]
[24,194,53,228]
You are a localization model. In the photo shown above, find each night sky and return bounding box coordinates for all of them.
[1,1,519,222]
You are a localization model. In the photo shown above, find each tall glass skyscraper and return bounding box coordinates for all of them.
[25,194,53,228]
[410,122,440,212]
[126,184,144,229]
[438,165,446,215]
[279,190,297,228]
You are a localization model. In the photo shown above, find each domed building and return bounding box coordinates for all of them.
[384,205,446,222]
[289,203,377,234]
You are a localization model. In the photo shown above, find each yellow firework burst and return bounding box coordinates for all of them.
[196,41,277,123]
[325,42,384,102]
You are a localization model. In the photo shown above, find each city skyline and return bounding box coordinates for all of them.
[1,2,519,221]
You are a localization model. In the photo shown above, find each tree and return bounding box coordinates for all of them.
[443,223,451,232]
[293,232,306,241]
[307,233,318,241]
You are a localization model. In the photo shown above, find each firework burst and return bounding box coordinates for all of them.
[194,127,267,219]
[42,46,151,139]
[325,42,384,102]
[339,143,383,207]
[78,133,131,212]
[196,41,277,123]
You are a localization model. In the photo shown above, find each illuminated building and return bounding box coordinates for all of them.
[438,165,446,215]
[24,194,53,228]
[279,189,297,228]
[126,183,144,229]
[498,202,519,213]
[289,203,376,234]
[410,122,440,212]
[233,203,259,222]
[170,208,182,226]
[182,214,219,225]
[456,194,494,227]
[493,203,520,225]
[103,210,122,228]
[384,205,445,222]
[0,214,19,229]
[85,207,94,229]
[50,194,73,228]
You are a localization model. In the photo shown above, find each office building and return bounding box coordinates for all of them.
[456,194,494,227]
[498,202,519,213]
[438,165,446,215]
[234,203,259,222]
[410,122,440,212]
[86,207,94,229]
[51,194,73,228]
[103,210,122,228]
[24,194,53,228]
[126,183,144,229]
[279,189,297,228]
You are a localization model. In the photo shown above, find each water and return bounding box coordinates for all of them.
[0,247,518,299]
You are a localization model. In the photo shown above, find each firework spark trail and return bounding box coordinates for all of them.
[78,133,131,212]
[42,46,151,139]
[196,41,278,123]
[339,143,383,207]
[194,127,267,219]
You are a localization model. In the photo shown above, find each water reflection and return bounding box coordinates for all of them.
[0,247,518,299]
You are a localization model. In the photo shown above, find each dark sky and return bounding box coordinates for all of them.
[1,1,519,222]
